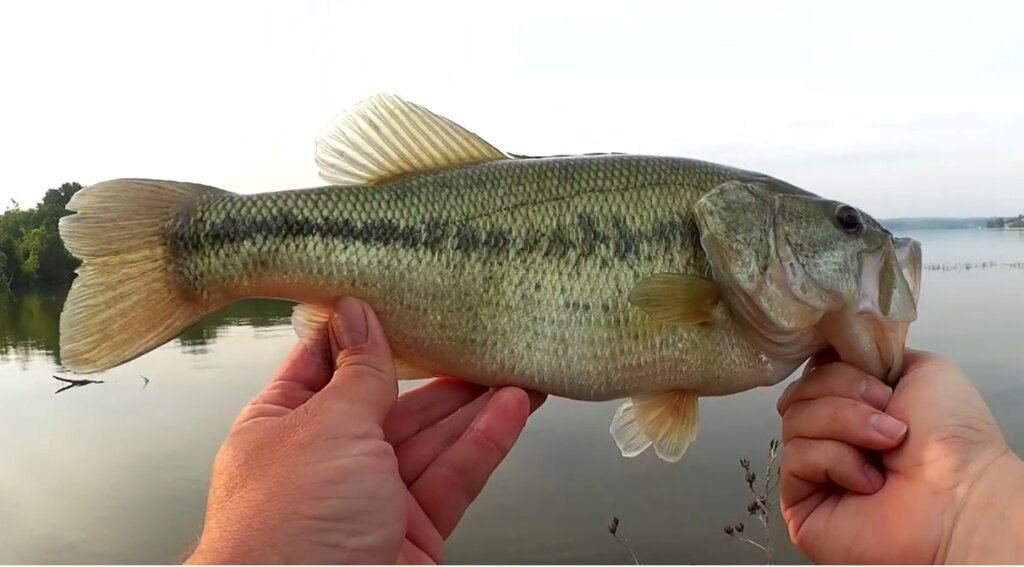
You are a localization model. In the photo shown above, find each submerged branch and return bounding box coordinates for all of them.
[53,374,104,394]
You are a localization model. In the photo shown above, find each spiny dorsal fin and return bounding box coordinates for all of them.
[314,93,510,186]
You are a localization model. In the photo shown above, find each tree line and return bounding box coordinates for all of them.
[986,215,1024,229]
[1,182,82,293]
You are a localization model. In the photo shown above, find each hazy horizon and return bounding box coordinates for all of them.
[2,0,1022,218]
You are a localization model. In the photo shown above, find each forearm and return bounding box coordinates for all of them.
[942,452,1024,564]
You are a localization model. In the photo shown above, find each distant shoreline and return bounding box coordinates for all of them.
[880,217,1024,231]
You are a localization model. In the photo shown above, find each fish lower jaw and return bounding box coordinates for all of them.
[816,308,905,384]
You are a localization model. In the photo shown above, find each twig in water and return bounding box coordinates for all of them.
[608,516,641,565]
[724,438,781,564]
[53,374,104,394]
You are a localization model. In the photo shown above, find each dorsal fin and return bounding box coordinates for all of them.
[314,93,510,186]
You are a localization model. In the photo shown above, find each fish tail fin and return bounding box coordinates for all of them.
[58,179,228,374]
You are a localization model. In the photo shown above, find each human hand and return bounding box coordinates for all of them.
[184,297,546,564]
[776,348,1024,564]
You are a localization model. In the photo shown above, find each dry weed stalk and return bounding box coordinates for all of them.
[724,438,781,564]
[607,516,641,565]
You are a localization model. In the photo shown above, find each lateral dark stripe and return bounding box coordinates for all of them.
[178,209,697,261]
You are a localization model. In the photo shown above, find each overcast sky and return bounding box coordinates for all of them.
[1,0,1021,217]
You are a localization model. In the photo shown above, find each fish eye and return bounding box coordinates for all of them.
[835,205,863,234]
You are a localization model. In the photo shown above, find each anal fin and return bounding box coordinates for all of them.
[292,303,332,353]
[610,390,700,462]
[291,303,432,380]
[393,356,434,380]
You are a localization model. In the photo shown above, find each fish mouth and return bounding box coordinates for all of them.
[818,236,922,385]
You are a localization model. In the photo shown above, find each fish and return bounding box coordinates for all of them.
[57,93,922,463]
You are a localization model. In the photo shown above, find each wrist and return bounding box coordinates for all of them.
[941,450,1024,564]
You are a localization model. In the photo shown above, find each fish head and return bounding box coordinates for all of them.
[693,178,922,385]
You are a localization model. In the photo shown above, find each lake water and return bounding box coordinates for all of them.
[1,229,1022,564]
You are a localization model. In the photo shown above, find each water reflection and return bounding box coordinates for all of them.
[0,291,294,365]
[0,289,67,362]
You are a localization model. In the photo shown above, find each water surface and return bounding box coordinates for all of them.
[1,229,1022,564]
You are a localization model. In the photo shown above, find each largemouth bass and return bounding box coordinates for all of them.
[58,94,922,462]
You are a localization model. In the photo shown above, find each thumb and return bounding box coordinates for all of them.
[310,296,398,427]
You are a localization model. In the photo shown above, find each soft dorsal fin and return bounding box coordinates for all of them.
[314,93,510,186]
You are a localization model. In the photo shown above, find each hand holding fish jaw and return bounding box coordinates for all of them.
[776,348,1024,564]
[185,297,546,565]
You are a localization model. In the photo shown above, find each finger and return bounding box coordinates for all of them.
[777,361,892,417]
[267,339,332,391]
[780,437,884,508]
[782,396,908,449]
[233,342,332,423]
[901,348,952,375]
[384,378,490,446]
[403,492,444,564]
[409,387,531,538]
[395,387,546,484]
[309,297,398,426]
[777,348,839,414]
[397,389,497,482]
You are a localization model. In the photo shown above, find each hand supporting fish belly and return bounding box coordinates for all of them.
[57,94,922,463]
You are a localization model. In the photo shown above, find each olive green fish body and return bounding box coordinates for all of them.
[57,94,921,463]
[173,155,795,401]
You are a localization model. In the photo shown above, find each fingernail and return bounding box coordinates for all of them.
[859,378,893,410]
[869,412,908,440]
[863,463,885,491]
[331,297,368,349]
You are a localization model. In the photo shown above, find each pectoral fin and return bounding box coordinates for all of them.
[609,390,700,462]
[291,303,432,379]
[628,273,719,324]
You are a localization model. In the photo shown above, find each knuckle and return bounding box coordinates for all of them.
[466,425,509,463]
[780,436,811,457]
[780,400,817,441]
[783,396,871,443]
[777,378,801,415]
[814,361,866,387]
[337,355,392,379]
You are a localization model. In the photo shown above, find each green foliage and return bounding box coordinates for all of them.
[987,215,1024,229]
[0,238,8,292]
[0,182,82,291]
